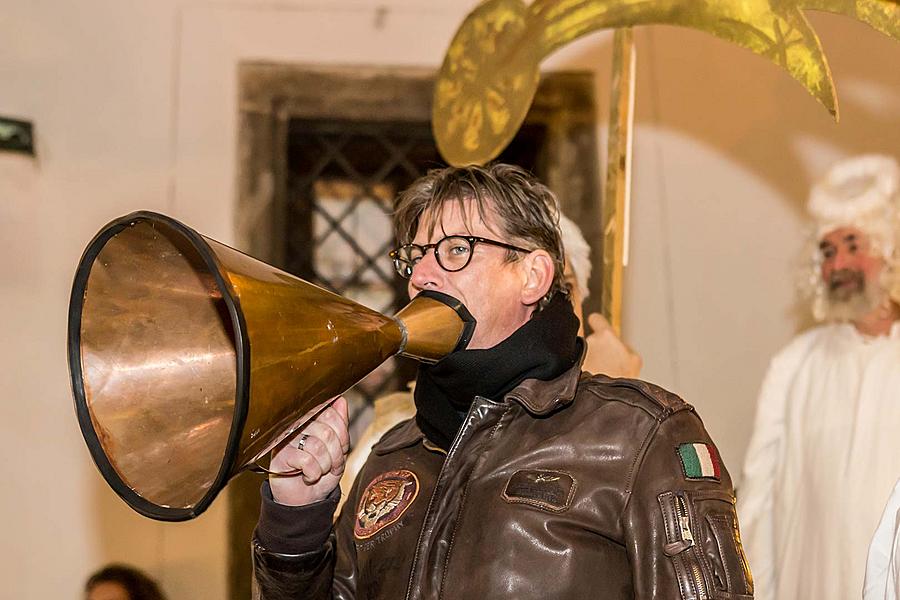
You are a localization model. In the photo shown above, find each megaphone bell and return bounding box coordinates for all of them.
[67,211,475,521]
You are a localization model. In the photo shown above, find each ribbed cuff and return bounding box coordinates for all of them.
[255,481,340,555]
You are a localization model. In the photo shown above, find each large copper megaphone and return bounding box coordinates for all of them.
[68,211,475,521]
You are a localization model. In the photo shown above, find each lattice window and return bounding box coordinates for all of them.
[283,120,441,438]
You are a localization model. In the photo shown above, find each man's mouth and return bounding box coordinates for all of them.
[828,269,865,298]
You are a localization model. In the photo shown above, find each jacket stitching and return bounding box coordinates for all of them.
[657,492,677,542]
[621,418,661,505]
[706,513,735,592]
[674,555,695,600]
[583,387,661,418]
[687,489,736,504]
[581,378,694,419]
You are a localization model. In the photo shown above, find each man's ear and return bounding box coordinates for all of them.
[520,250,555,305]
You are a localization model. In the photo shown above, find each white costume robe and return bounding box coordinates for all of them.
[739,322,900,600]
[864,478,900,600]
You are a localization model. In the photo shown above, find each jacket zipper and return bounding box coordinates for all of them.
[403,397,494,600]
[674,493,708,600]
[675,494,694,545]
[404,430,463,600]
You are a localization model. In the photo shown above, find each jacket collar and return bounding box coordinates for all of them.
[372,418,424,456]
[373,354,585,455]
[503,361,583,416]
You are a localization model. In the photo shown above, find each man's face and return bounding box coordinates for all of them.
[819,226,884,306]
[407,199,537,350]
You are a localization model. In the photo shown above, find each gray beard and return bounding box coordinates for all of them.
[822,269,885,322]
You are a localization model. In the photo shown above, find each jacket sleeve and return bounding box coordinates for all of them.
[252,482,360,600]
[622,407,754,600]
[736,357,791,600]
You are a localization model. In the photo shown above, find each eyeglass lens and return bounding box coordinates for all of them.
[392,236,474,278]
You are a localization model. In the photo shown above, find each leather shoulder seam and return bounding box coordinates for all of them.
[622,418,660,498]
[580,377,692,418]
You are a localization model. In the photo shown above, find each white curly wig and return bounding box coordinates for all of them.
[559,213,592,301]
[802,154,900,321]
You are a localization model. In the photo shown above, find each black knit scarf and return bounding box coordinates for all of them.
[414,294,583,451]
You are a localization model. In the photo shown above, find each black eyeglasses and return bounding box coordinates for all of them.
[389,235,532,279]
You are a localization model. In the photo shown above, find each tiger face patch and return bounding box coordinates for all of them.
[354,469,419,540]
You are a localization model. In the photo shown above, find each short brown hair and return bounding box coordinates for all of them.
[85,564,166,600]
[393,163,567,302]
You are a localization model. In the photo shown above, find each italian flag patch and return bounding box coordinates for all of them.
[677,443,721,481]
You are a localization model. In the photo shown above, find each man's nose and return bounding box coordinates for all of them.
[832,248,854,270]
[409,249,444,290]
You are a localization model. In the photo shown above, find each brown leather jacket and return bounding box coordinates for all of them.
[253,366,754,599]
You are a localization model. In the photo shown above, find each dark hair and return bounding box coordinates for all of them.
[85,564,166,600]
[393,163,567,302]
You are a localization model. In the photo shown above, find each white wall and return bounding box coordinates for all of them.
[1,1,897,598]
[1,2,227,598]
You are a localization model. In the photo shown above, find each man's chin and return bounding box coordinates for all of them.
[829,288,862,305]
[824,289,884,322]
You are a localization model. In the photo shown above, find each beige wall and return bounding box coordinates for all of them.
[624,15,900,480]
[1,1,897,598]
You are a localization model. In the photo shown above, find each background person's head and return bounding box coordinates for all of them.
[559,212,592,330]
[85,564,166,600]
[804,154,900,323]
[393,164,566,349]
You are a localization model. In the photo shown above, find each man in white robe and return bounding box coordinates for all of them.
[865,478,900,600]
[739,154,900,600]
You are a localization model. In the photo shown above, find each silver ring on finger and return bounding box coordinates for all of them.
[296,433,310,451]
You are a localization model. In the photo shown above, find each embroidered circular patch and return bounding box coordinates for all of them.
[354,469,419,540]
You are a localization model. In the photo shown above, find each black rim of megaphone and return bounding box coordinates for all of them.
[67,210,251,522]
[415,290,477,352]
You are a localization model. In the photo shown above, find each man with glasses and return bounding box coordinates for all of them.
[333,213,643,516]
[252,163,751,599]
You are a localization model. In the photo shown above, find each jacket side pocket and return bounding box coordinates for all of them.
[692,490,753,597]
[658,490,754,599]
[658,491,711,600]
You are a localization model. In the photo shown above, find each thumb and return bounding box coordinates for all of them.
[587,312,611,334]
[333,395,349,424]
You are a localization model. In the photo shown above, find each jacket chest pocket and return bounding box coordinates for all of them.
[658,490,753,599]
[501,469,577,512]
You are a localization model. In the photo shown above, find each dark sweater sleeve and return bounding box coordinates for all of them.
[255,481,340,554]
[252,483,345,600]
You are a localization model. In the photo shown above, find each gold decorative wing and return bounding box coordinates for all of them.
[433,0,900,166]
